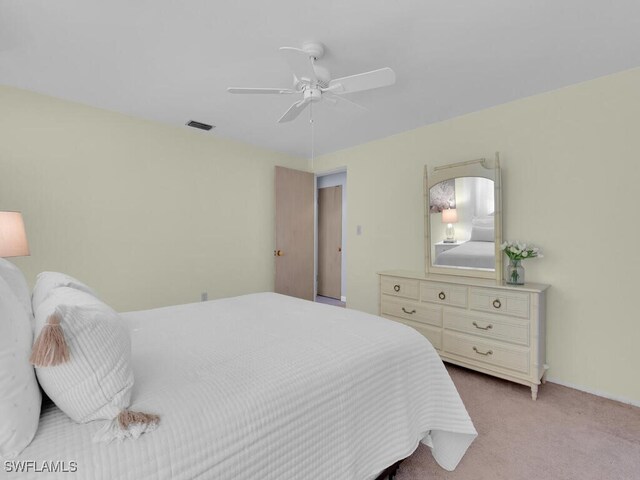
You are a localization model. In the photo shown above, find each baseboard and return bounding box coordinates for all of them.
[546,376,640,408]
[341,296,346,302]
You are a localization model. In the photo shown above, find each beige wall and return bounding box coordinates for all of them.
[3,68,640,403]
[312,68,640,404]
[0,86,301,312]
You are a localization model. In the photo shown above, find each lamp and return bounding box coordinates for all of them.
[0,211,30,257]
[441,208,458,243]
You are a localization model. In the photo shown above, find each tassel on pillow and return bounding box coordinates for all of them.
[118,409,160,429]
[29,313,70,367]
[93,409,160,443]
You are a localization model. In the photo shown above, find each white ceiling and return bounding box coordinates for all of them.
[2,0,639,158]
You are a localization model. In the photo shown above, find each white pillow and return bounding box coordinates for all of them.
[34,286,100,320]
[471,216,494,227]
[33,288,158,441]
[31,272,98,313]
[469,225,494,242]
[0,276,41,459]
[0,258,33,318]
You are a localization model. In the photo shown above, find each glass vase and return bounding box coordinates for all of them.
[506,259,525,285]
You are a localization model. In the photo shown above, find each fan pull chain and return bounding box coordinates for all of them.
[310,100,315,171]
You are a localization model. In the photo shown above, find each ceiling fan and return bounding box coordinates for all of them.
[227,42,396,123]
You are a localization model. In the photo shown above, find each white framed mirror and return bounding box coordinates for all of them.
[424,153,503,281]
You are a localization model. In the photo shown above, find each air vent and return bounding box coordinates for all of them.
[186,120,214,131]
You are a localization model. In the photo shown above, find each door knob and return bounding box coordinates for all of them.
[338,247,342,253]
[273,250,284,257]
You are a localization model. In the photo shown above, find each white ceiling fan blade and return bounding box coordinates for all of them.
[279,47,317,83]
[277,99,310,123]
[328,67,396,94]
[324,95,338,105]
[324,93,368,111]
[227,87,295,94]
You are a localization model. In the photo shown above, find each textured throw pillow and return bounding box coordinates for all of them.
[0,276,41,459]
[0,258,33,318]
[32,288,159,442]
[470,225,494,242]
[31,271,98,314]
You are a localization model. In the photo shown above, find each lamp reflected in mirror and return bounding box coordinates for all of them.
[441,208,458,243]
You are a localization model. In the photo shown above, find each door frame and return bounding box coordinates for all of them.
[314,167,347,303]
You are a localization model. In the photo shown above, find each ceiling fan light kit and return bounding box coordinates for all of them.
[227,41,396,123]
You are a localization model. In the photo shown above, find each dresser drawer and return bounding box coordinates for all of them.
[443,331,530,374]
[421,282,468,308]
[381,295,442,327]
[381,276,419,300]
[469,288,530,319]
[384,315,442,351]
[444,309,529,346]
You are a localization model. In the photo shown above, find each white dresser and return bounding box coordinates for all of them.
[379,270,549,400]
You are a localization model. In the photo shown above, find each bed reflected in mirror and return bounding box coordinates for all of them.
[429,177,495,271]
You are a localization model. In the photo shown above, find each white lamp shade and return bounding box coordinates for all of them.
[0,211,30,257]
[441,208,458,224]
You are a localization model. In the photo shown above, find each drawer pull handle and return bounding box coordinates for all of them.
[473,321,493,331]
[401,307,416,315]
[473,346,493,356]
[393,284,401,292]
[492,299,502,309]
[438,291,446,300]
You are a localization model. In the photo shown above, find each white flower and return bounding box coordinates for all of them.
[502,240,543,261]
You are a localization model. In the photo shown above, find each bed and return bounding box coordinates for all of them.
[15,292,476,479]
[435,241,495,269]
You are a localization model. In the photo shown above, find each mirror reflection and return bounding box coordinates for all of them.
[429,177,495,270]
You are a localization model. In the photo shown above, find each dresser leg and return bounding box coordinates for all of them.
[541,371,547,384]
[531,384,538,401]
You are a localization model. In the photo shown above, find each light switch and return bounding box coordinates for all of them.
[356,225,362,236]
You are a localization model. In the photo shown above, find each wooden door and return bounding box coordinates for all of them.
[274,166,315,300]
[317,185,342,299]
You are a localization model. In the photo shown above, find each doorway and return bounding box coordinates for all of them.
[316,170,346,307]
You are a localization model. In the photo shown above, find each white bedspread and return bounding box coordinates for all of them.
[14,293,476,479]
[435,241,495,269]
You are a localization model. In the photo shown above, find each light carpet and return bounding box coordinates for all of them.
[396,365,640,480]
